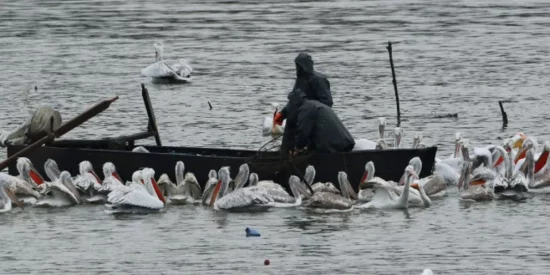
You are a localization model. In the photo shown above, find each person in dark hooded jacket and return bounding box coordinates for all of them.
[283,89,355,155]
[274,52,332,126]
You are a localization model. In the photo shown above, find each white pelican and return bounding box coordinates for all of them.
[208,166,273,211]
[97,162,124,194]
[293,167,354,211]
[358,161,391,202]
[17,157,46,187]
[35,171,80,207]
[356,165,417,209]
[393,127,403,148]
[401,157,447,198]
[2,159,42,205]
[412,132,427,148]
[73,161,105,203]
[166,161,202,204]
[457,143,494,202]
[44,159,62,182]
[201,169,219,205]
[436,132,463,172]
[0,176,25,212]
[262,103,285,137]
[141,41,192,83]
[106,168,166,214]
[303,165,340,194]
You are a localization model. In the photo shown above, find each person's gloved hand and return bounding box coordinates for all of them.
[273,112,284,126]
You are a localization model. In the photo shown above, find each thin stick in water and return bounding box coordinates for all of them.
[386,41,401,127]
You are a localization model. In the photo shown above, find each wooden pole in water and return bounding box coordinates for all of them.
[386,41,401,127]
[0,96,119,171]
[498,101,508,129]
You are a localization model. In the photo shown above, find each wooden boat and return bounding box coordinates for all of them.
[6,141,437,192]
[3,84,437,192]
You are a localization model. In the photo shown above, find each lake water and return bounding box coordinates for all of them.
[1,0,549,274]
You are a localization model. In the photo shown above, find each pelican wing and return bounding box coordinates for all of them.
[215,188,272,209]
[141,62,177,78]
[108,187,163,209]
[51,182,79,204]
[304,192,353,210]
[420,175,447,196]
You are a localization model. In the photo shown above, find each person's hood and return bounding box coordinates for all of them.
[295,52,314,75]
[287,89,307,107]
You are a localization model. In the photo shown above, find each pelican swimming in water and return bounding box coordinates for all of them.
[1,158,42,205]
[356,165,418,209]
[141,41,193,84]
[164,161,202,205]
[357,161,392,202]
[97,162,124,195]
[0,176,25,212]
[208,166,273,211]
[35,171,81,207]
[292,167,354,211]
[106,168,166,214]
[73,161,105,203]
[201,169,219,205]
[400,157,447,198]
[302,165,340,194]
[457,143,494,202]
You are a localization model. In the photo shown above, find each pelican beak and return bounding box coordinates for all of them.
[29,166,45,185]
[398,173,405,186]
[360,170,368,184]
[89,171,101,184]
[512,133,526,149]
[493,156,504,168]
[112,171,122,183]
[514,148,527,164]
[5,187,24,209]
[410,183,420,191]
[150,176,166,204]
[209,179,222,207]
[469,179,486,186]
[140,179,144,184]
[535,150,549,174]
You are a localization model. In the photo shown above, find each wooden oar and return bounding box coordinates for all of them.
[0,96,119,171]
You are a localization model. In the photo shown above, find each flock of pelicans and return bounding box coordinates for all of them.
[0,130,548,214]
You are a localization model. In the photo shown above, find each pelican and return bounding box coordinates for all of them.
[248,173,300,206]
[97,162,124,194]
[412,132,427,149]
[1,159,42,205]
[393,127,403,148]
[294,167,354,211]
[352,117,386,150]
[106,168,166,214]
[436,132,463,172]
[201,169,219,205]
[141,41,193,83]
[35,171,80,207]
[44,159,80,199]
[166,161,202,205]
[304,165,340,194]
[0,176,25,212]
[458,144,494,202]
[401,157,447,198]
[358,161,391,202]
[262,103,285,137]
[208,166,273,211]
[356,165,417,209]
[17,157,46,187]
[73,161,105,203]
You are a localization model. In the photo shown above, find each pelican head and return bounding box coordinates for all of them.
[304,165,316,186]
[79,161,100,183]
[413,132,423,148]
[338,171,357,200]
[288,175,307,199]
[175,161,185,185]
[210,167,230,206]
[234,163,250,189]
[398,157,422,185]
[59,171,72,184]
[454,132,463,158]
[249,173,259,187]
[208,169,218,179]
[132,170,143,184]
[459,138,470,162]
[514,138,536,164]
[0,177,24,209]
[44,159,61,182]
[17,157,44,186]
[359,161,375,189]
[511,132,527,149]
[142,168,166,204]
[393,127,403,148]
[103,162,122,183]
[153,41,164,62]
[378,117,386,139]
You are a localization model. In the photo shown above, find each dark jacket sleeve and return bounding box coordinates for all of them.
[294,103,317,150]
[310,74,333,107]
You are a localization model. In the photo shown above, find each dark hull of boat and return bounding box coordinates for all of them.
[7,141,437,192]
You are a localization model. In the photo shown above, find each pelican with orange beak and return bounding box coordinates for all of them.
[105,168,166,214]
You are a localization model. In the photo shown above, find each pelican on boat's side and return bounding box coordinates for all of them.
[106,168,166,214]
[35,171,81,207]
[356,165,419,210]
[208,166,273,211]
[353,117,387,150]
[140,41,193,84]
